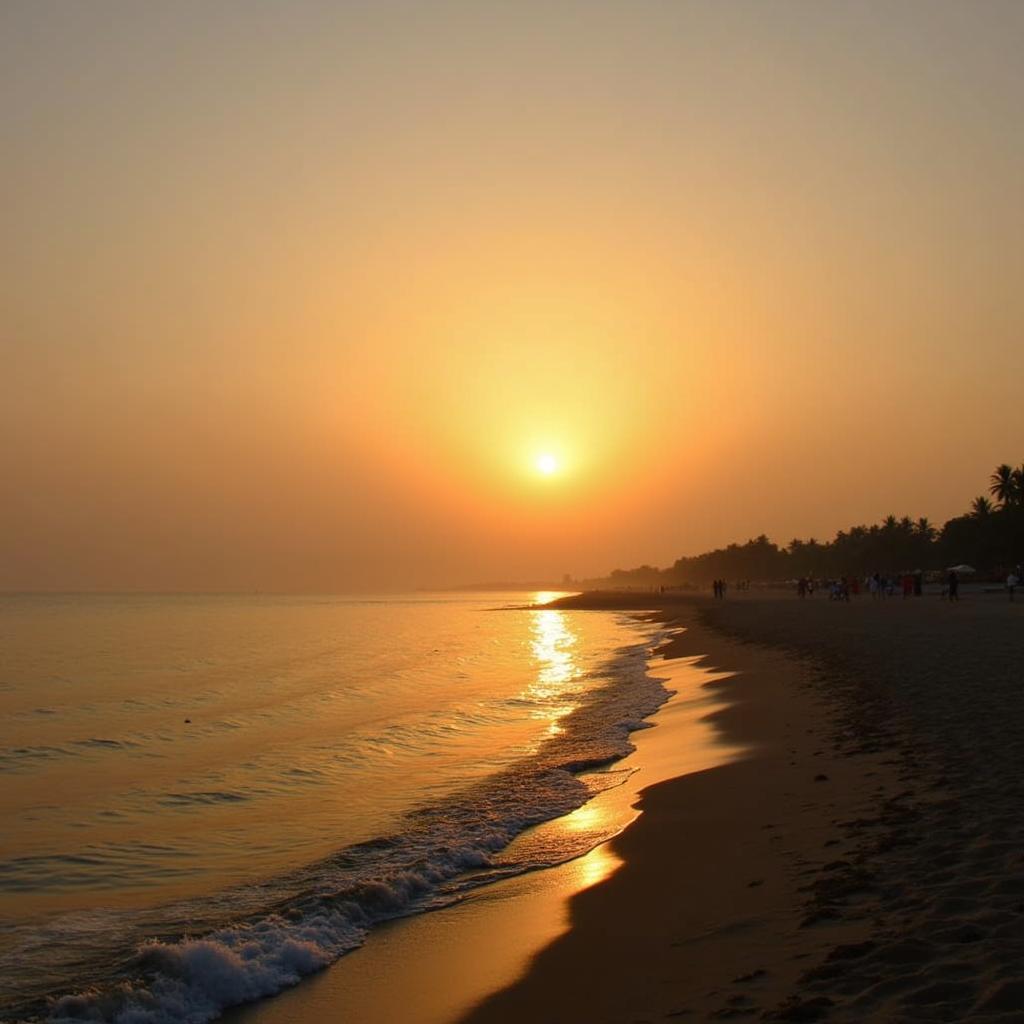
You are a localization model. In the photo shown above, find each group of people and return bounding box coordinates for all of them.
[796,572,929,600]
[714,569,1021,602]
[794,568,1021,602]
[872,571,925,599]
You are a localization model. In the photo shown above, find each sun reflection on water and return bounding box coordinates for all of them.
[525,607,581,736]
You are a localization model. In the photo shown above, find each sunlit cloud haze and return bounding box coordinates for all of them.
[3,1,1023,591]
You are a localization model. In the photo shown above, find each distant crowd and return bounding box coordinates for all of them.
[796,572,924,601]
[789,568,1020,602]
[656,569,1021,602]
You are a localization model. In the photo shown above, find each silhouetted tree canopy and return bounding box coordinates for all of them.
[602,462,1024,585]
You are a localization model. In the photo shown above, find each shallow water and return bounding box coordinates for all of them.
[0,592,669,1023]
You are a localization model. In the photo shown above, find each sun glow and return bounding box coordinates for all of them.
[535,453,559,476]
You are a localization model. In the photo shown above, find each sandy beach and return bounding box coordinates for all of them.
[462,590,1024,1022]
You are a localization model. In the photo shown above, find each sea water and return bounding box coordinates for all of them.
[0,593,671,1023]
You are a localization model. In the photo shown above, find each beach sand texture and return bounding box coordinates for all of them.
[464,591,1024,1023]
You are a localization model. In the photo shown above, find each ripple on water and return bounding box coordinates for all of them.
[157,790,253,807]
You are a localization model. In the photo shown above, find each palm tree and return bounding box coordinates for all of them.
[915,517,936,541]
[1013,465,1024,504]
[989,464,1018,507]
[972,495,994,518]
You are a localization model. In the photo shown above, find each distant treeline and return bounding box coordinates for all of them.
[602,463,1024,585]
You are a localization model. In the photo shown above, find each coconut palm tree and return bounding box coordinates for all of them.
[972,495,994,518]
[915,517,936,541]
[989,464,1018,507]
[1012,465,1024,504]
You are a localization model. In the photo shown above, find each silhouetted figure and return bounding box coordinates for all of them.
[913,571,923,597]
[947,570,959,601]
[1008,572,1019,602]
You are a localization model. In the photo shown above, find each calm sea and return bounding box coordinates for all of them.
[0,593,671,1023]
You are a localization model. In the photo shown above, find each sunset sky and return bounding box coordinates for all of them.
[4,1,1023,591]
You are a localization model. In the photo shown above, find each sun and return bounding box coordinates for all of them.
[535,453,559,476]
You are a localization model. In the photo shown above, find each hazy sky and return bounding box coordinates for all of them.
[3,1,1023,590]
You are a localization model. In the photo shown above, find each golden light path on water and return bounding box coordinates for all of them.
[526,604,580,738]
[507,595,626,892]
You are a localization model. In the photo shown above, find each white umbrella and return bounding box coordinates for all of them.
[947,564,976,573]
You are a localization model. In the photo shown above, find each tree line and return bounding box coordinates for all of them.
[602,462,1024,586]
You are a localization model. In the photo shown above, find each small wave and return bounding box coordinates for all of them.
[157,791,252,808]
[72,739,142,752]
[0,746,77,772]
[0,846,200,894]
[47,926,338,1024]
[39,829,561,1023]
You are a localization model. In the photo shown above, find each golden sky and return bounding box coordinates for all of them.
[3,1,1023,590]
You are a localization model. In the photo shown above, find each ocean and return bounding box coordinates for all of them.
[0,593,673,1023]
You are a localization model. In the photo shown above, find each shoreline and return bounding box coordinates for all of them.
[462,595,894,1023]
[227,609,742,1024]
[466,589,1024,1021]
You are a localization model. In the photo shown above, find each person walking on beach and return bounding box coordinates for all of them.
[947,569,959,601]
[1008,571,1019,601]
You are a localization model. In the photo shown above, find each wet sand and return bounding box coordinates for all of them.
[465,590,1024,1022]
